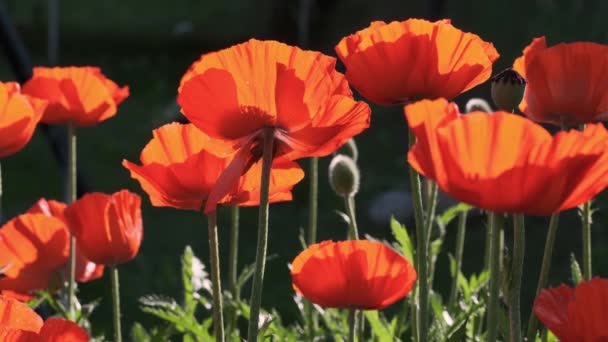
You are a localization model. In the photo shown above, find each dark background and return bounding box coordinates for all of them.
[1,0,608,337]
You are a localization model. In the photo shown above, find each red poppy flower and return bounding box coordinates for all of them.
[22,66,128,126]
[291,240,417,310]
[335,19,499,105]
[178,39,370,213]
[513,37,608,126]
[0,296,88,341]
[27,199,104,282]
[534,278,608,342]
[64,190,142,265]
[0,82,46,158]
[123,123,304,211]
[0,214,69,297]
[405,98,608,215]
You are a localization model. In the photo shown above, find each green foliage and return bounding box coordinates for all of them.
[390,216,415,264]
[32,290,102,339]
[134,245,214,342]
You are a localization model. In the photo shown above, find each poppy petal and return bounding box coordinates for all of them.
[38,317,89,341]
[406,98,608,215]
[291,240,416,310]
[336,19,498,104]
[0,295,43,332]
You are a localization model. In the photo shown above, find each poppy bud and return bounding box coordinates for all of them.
[335,138,359,162]
[328,154,360,197]
[491,68,526,112]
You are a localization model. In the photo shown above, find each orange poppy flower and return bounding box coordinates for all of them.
[27,199,104,282]
[534,278,608,342]
[0,82,46,158]
[64,190,142,265]
[123,123,305,212]
[22,66,129,126]
[178,39,370,212]
[0,296,88,341]
[335,19,499,105]
[291,240,417,310]
[513,37,608,126]
[405,98,608,215]
[0,214,69,297]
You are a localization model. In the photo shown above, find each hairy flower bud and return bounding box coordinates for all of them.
[335,138,359,162]
[328,154,360,197]
[491,68,526,112]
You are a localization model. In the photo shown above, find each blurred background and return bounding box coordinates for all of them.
[1,0,608,337]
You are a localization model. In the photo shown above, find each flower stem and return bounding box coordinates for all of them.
[110,266,122,342]
[509,214,525,342]
[487,212,503,342]
[67,122,77,320]
[347,308,358,342]
[526,213,559,341]
[227,206,240,337]
[307,157,318,244]
[207,211,225,342]
[247,128,275,342]
[448,211,468,308]
[344,196,359,240]
[407,128,425,342]
[581,201,592,280]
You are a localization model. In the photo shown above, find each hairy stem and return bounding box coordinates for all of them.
[207,211,225,341]
[247,128,275,341]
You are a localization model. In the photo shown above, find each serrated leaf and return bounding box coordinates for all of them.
[364,311,393,342]
[436,203,473,228]
[181,246,195,315]
[390,216,415,264]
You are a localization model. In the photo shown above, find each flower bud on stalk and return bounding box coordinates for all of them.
[328,154,360,198]
[491,68,526,112]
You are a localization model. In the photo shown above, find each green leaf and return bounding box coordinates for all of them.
[364,311,393,342]
[436,203,473,228]
[390,216,415,264]
[130,323,151,342]
[181,246,196,315]
[570,253,583,286]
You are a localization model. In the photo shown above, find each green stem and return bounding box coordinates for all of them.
[484,218,492,271]
[509,214,525,342]
[357,310,364,341]
[110,266,122,342]
[407,128,425,342]
[227,206,239,337]
[448,211,468,308]
[344,196,359,240]
[526,213,559,341]
[581,201,592,280]
[305,156,319,341]
[67,122,77,320]
[247,128,275,342]
[207,211,225,342]
[347,309,358,342]
[417,181,437,341]
[487,212,503,342]
[307,157,318,245]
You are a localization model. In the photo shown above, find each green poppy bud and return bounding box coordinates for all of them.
[328,154,360,197]
[491,68,526,112]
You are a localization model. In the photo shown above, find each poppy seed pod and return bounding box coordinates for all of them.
[328,154,360,197]
[491,68,526,112]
